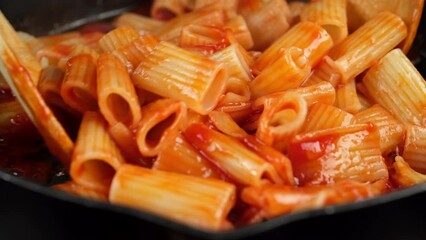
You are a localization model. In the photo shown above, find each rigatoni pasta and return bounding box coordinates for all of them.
[135,99,187,157]
[70,112,126,192]
[239,0,292,50]
[109,164,236,231]
[253,21,333,73]
[60,54,98,113]
[288,124,388,185]
[184,123,284,186]
[153,134,223,179]
[301,0,348,44]
[352,104,404,154]
[313,11,407,85]
[113,12,164,34]
[403,125,426,173]
[250,47,311,98]
[97,54,141,127]
[301,103,353,133]
[132,41,228,114]
[363,49,426,126]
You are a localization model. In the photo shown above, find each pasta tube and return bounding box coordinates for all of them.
[155,6,225,42]
[301,0,348,44]
[98,26,139,53]
[135,99,187,157]
[224,16,254,50]
[335,80,363,114]
[253,21,333,73]
[318,12,407,85]
[109,164,236,231]
[239,0,291,50]
[113,13,164,34]
[153,134,224,179]
[242,180,384,219]
[151,0,186,20]
[363,49,426,126]
[185,123,284,186]
[393,156,426,188]
[256,92,308,151]
[210,43,253,82]
[250,47,311,98]
[70,112,126,192]
[239,135,295,186]
[179,24,231,54]
[97,54,141,127]
[194,0,238,18]
[132,42,228,114]
[403,125,426,173]
[288,124,388,185]
[301,103,353,133]
[352,105,404,154]
[112,34,159,74]
[60,54,98,113]
[57,44,99,70]
[37,66,67,111]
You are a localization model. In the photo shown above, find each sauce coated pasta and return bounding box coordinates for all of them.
[0,0,425,231]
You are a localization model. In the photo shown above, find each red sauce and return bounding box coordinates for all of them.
[0,88,15,102]
[288,134,340,185]
[79,22,114,34]
[154,8,176,21]
[0,111,54,184]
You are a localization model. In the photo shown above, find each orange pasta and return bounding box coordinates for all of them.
[70,112,126,192]
[194,0,238,18]
[97,54,141,127]
[185,123,284,186]
[352,105,404,154]
[224,16,254,50]
[392,156,426,188]
[135,99,187,157]
[109,164,236,231]
[256,92,308,151]
[37,66,68,111]
[112,34,159,73]
[60,54,98,113]
[113,12,164,34]
[301,103,353,133]
[242,180,385,219]
[250,47,311,98]
[132,41,228,114]
[209,111,247,138]
[403,125,426,173]
[301,0,348,44]
[98,26,139,53]
[239,0,291,50]
[153,134,224,179]
[363,49,426,127]
[253,21,333,73]
[155,5,225,42]
[313,12,407,85]
[179,24,231,54]
[288,124,388,185]
[151,0,186,20]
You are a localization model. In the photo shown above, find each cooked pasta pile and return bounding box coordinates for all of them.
[0,0,425,231]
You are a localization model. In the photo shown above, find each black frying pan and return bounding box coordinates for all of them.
[0,1,426,239]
